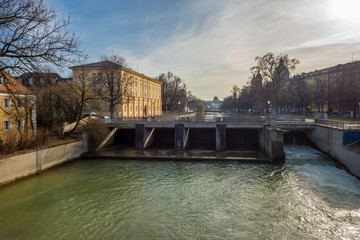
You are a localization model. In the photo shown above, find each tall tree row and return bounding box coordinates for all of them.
[156,72,204,112]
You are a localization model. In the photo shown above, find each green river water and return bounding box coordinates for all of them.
[0,145,360,240]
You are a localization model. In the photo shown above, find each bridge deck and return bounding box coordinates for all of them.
[107,121,315,129]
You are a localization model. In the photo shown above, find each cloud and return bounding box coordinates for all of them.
[66,0,360,100]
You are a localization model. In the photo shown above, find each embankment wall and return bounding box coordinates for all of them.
[314,126,360,178]
[0,136,88,186]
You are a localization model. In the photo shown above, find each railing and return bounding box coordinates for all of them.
[276,114,305,122]
[315,119,360,130]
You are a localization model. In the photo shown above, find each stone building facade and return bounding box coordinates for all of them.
[70,61,162,118]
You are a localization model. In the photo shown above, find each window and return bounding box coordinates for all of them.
[16,120,24,130]
[40,79,45,84]
[135,82,137,87]
[52,79,57,84]
[16,99,23,108]
[130,105,133,112]
[3,98,10,109]
[136,91,138,97]
[124,105,127,112]
[3,120,11,131]
[92,77,96,84]
[92,73,96,76]
[29,78,33,84]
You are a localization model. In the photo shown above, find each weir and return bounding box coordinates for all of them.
[96,121,315,163]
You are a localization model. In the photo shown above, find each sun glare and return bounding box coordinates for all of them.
[328,0,360,23]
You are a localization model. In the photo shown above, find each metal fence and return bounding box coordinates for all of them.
[315,119,360,130]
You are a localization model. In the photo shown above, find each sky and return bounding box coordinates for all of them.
[49,0,360,101]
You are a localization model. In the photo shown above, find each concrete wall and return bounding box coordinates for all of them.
[258,127,285,163]
[0,138,87,186]
[314,126,360,178]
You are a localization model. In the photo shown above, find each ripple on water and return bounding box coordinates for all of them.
[0,146,360,239]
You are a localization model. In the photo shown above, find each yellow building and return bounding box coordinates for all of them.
[0,72,36,142]
[70,61,162,118]
[305,70,329,113]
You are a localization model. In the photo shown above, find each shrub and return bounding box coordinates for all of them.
[80,119,109,151]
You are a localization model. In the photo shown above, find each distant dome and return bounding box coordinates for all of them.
[213,96,220,103]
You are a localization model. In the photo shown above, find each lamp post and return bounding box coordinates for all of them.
[267,100,270,126]
[178,101,181,123]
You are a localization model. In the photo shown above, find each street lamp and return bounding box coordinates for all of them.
[267,100,270,126]
[178,101,181,123]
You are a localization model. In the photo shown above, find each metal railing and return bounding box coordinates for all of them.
[315,119,360,130]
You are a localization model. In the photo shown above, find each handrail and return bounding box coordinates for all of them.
[315,119,360,130]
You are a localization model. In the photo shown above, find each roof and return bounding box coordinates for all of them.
[0,72,34,95]
[17,72,62,80]
[69,60,162,85]
[69,61,121,69]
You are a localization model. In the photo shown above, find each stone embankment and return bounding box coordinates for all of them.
[0,135,88,186]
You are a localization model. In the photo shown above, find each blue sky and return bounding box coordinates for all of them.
[50,0,360,100]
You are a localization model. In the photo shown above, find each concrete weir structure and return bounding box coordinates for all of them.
[93,118,360,179]
[98,121,290,163]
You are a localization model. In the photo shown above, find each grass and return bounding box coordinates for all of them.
[306,115,360,122]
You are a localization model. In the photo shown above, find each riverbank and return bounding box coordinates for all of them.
[0,135,88,186]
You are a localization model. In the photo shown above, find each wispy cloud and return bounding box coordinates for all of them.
[51,0,360,100]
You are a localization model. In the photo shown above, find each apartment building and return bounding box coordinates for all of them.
[0,72,36,141]
[292,60,360,114]
[70,61,162,118]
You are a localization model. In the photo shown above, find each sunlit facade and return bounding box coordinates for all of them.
[70,61,162,118]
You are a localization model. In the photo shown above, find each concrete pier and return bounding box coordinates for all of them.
[216,124,226,151]
[136,124,155,149]
[175,124,186,150]
[258,127,285,164]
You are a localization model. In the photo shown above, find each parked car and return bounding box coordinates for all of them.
[83,112,99,119]
[101,116,110,122]
[330,110,341,115]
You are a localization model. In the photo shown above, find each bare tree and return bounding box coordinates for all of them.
[156,72,187,111]
[0,0,84,76]
[250,53,299,111]
[91,55,132,118]
[313,76,328,113]
[67,69,99,134]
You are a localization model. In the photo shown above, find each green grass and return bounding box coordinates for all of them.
[306,115,360,122]
[47,139,80,148]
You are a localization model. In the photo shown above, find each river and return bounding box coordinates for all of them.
[0,145,359,239]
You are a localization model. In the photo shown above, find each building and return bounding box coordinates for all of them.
[204,96,222,110]
[0,72,37,142]
[17,72,72,89]
[69,61,162,118]
[292,60,360,114]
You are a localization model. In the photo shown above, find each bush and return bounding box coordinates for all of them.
[80,119,109,151]
[0,128,57,155]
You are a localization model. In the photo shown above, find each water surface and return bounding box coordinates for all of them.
[0,145,359,239]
